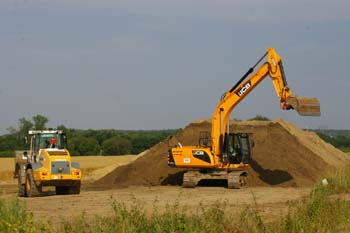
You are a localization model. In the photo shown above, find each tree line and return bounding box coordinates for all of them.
[0,114,179,157]
[1,114,350,157]
[315,132,350,152]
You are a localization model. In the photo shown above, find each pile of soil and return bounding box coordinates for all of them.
[94,119,349,188]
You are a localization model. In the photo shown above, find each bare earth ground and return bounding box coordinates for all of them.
[3,186,311,227]
[0,156,311,226]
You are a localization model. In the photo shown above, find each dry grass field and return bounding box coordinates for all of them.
[0,158,15,183]
[0,158,14,172]
[76,155,137,182]
[0,155,137,184]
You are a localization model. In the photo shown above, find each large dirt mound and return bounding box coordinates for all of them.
[95,119,349,188]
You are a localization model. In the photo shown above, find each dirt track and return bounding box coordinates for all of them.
[0,185,311,225]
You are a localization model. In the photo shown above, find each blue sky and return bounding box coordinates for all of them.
[1,0,349,134]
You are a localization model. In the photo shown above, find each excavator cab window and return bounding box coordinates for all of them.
[199,131,211,147]
[238,134,251,163]
[223,133,251,164]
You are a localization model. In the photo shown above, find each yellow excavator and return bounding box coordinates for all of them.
[168,48,320,188]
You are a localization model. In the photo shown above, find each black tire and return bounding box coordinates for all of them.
[25,169,42,197]
[56,186,70,195]
[68,181,81,195]
[17,171,25,197]
[56,182,80,195]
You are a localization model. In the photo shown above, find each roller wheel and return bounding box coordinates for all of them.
[56,186,70,195]
[68,182,81,195]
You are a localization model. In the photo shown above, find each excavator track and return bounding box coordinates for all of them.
[227,171,247,189]
[182,171,200,188]
[182,170,247,189]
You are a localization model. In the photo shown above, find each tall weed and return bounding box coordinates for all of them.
[0,196,37,232]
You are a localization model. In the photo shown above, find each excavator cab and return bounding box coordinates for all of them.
[222,133,252,165]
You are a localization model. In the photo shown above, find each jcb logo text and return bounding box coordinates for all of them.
[236,82,251,97]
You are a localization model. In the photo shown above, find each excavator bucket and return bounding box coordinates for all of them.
[287,96,321,116]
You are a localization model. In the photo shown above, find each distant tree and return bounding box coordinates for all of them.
[6,126,17,135]
[131,135,150,154]
[131,135,163,154]
[248,115,270,121]
[32,114,48,130]
[18,117,33,136]
[317,132,350,152]
[0,119,179,156]
[68,137,100,156]
[57,124,67,131]
[102,137,132,155]
[0,134,18,151]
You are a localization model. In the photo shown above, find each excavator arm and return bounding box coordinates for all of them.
[211,48,320,160]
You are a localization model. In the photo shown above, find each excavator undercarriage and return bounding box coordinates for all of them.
[183,170,248,188]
